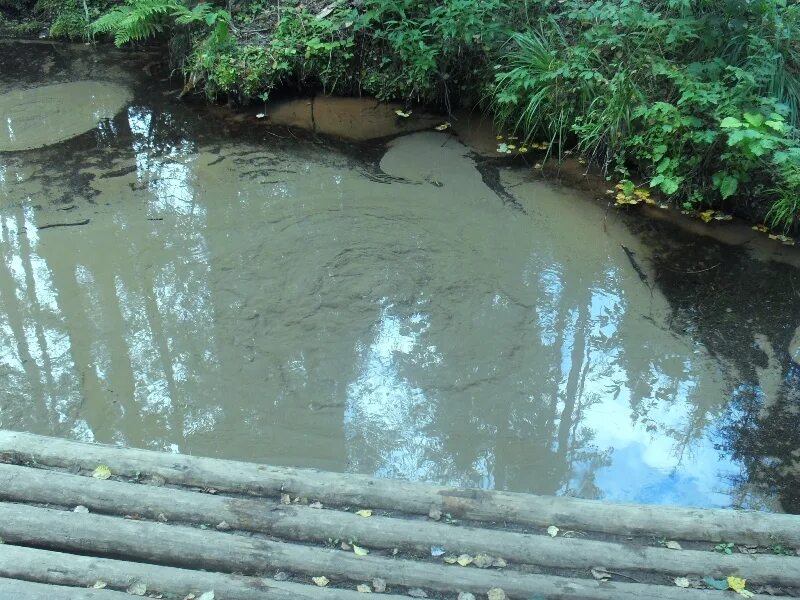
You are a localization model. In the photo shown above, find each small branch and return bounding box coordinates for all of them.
[37,219,90,230]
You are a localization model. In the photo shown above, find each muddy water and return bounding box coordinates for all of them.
[2,43,800,513]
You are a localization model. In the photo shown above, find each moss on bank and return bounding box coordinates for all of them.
[4,0,800,235]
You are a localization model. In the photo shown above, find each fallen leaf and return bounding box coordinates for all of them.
[443,556,457,564]
[255,113,266,119]
[312,576,330,587]
[753,224,769,233]
[92,581,107,589]
[215,521,230,531]
[491,557,507,568]
[408,589,427,598]
[457,593,475,600]
[497,143,510,154]
[74,505,89,514]
[547,525,559,537]
[92,465,112,480]
[309,501,323,509]
[665,540,682,550]
[487,588,506,600]
[357,584,372,593]
[340,542,352,551]
[591,567,611,581]
[431,546,446,557]
[738,545,758,554]
[127,581,147,596]
[280,493,291,505]
[703,576,728,590]
[456,554,473,566]
[434,123,450,131]
[700,210,715,223]
[394,110,412,118]
[315,3,335,18]
[495,135,504,141]
[674,577,690,588]
[728,577,747,592]
[356,509,373,518]
[353,545,369,556]
[473,554,493,568]
[197,593,215,600]
[372,578,386,593]
[428,507,442,521]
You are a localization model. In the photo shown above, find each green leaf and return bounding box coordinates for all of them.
[743,112,764,128]
[719,175,738,199]
[719,116,742,129]
[703,576,728,591]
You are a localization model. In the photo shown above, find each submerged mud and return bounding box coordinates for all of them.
[0,81,131,152]
[1,43,799,513]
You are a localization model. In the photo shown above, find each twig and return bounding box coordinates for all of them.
[664,263,720,274]
[37,219,90,230]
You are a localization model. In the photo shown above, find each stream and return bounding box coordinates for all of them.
[1,41,799,514]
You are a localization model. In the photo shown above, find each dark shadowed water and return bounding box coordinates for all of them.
[1,41,799,513]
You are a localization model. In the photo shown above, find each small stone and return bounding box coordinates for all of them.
[356,584,372,593]
[280,493,291,505]
[91,581,107,589]
[408,589,427,598]
[490,557,507,568]
[457,593,475,600]
[309,501,323,509]
[341,542,352,551]
[215,521,231,531]
[428,507,442,521]
[274,571,289,582]
[372,578,386,593]
[73,505,89,514]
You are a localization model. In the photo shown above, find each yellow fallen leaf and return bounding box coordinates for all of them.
[355,509,373,518]
[394,110,412,118]
[443,556,457,564]
[356,584,372,593]
[507,144,516,150]
[665,540,682,550]
[92,465,111,480]
[312,576,330,587]
[495,135,504,140]
[456,554,473,566]
[753,224,769,233]
[518,147,529,153]
[674,577,690,588]
[353,545,369,556]
[92,581,107,589]
[547,525,559,537]
[434,122,450,131]
[727,577,747,592]
[700,210,715,223]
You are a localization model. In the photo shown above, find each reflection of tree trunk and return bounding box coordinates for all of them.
[556,303,589,474]
[16,211,58,412]
[37,237,110,438]
[0,221,45,415]
[142,265,182,435]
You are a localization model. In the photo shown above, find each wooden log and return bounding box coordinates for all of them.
[0,463,796,586]
[1,430,798,546]
[0,544,412,600]
[0,503,758,600]
[0,577,132,600]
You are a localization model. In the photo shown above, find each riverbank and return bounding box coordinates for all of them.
[2,0,800,234]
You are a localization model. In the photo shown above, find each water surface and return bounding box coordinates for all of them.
[1,42,799,513]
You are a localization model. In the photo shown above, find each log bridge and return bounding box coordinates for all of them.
[0,430,798,600]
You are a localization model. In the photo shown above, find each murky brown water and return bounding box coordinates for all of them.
[2,42,799,513]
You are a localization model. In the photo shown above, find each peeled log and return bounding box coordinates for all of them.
[0,463,794,586]
[1,430,797,546]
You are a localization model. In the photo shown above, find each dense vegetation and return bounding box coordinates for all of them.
[3,0,799,232]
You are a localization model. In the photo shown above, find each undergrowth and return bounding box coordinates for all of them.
[7,0,800,232]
